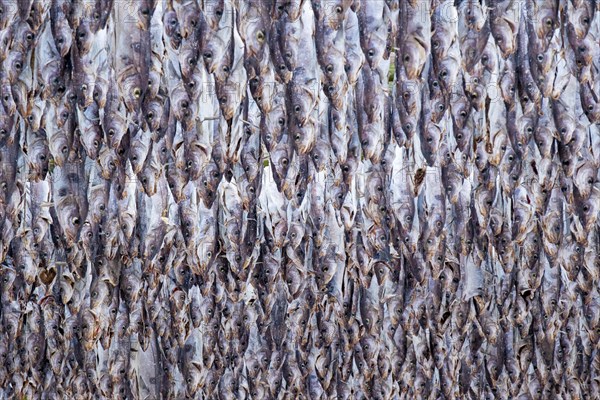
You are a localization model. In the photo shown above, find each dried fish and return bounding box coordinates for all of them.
[0,2,596,399]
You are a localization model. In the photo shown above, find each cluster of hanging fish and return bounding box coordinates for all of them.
[1,0,600,398]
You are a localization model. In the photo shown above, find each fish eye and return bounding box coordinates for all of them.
[256,30,265,42]
[203,52,213,59]
[368,49,375,58]
[335,5,343,13]
[537,54,544,62]
[326,64,334,73]
[222,65,230,73]
[132,88,141,98]
[294,105,301,113]
[15,61,22,70]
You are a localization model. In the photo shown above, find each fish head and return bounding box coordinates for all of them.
[118,71,144,113]
[204,0,225,30]
[216,82,240,121]
[421,123,442,166]
[401,38,427,81]
[323,0,351,30]
[74,21,94,55]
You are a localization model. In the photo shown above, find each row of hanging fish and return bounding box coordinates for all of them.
[1,0,600,398]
